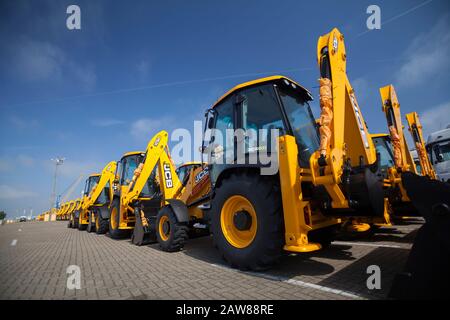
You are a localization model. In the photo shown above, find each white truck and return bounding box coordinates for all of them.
[426,125,450,183]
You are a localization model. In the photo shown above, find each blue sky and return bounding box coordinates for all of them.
[1,0,449,217]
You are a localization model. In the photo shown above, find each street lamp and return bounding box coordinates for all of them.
[50,157,65,209]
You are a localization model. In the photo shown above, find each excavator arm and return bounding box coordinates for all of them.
[122,130,183,208]
[82,161,117,210]
[406,112,437,179]
[379,84,416,173]
[311,28,383,216]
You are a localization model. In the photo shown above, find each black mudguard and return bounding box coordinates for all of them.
[166,199,190,223]
[98,205,110,220]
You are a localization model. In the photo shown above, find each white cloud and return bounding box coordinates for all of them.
[136,60,151,81]
[42,159,101,180]
[8,38,97,91]
[9,116,39,130]
[396,16,450,88]
[13,39,64,81]
[91,118,125,127]
[17,155,35,167]
[0,185,37,199]
[420,101,450,137]
[0,158,12,172]
[130,117,175,140]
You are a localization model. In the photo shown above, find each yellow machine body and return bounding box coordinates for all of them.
[406,112,437,179]
[77,162,117,228]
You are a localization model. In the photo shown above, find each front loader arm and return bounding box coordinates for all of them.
[406,112,436,179]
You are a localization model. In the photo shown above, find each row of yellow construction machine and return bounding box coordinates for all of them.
[37,28,447,280]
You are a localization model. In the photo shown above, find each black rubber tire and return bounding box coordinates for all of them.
[95,208,109,235]
[73,212,79,229]
[108,198,130,239]
[210,172,284,271]
[86,211,94,233]
[156,206,189,252]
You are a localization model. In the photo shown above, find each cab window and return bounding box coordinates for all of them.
[212,97,235,163]
[238,84,286,154]
[121,156,139,186]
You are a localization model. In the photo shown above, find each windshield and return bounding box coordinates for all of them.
[429,139,450,164]
[85,176,100,194]
[277,85,319,167]
[120,154,160,198]
[372,136,395,173]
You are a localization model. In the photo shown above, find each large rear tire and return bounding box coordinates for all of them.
[210,172,284,271]
[95,208,109,234]
[73,212,79,229]
[156,206,189,252]
[108,198,130,239]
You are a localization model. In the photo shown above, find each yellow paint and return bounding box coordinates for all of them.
[220,195,257,249]
[158,215,170,241]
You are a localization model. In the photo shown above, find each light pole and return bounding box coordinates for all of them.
[50,157,65,209]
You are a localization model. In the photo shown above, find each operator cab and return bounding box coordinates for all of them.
[371,134,395,178]
[176,162,202,186]
[115,151,160,198]
[204,75,319,184]
[83,174,100,196]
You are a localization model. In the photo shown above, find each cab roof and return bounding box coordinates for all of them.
[122,151,144,158]
[212,75,313,109]
[178,161,204,167]
[88,173,101,178]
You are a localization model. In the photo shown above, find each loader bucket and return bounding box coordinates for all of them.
[389,172,450,299]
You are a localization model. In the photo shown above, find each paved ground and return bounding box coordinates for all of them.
[0,220,422,300]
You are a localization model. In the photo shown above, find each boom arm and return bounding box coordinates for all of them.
[379,84,416,173]
[316,28,376,168]
[406,112,437,179]
[312,28,377,209]
[82,161,117,210]
[122,130,183,207]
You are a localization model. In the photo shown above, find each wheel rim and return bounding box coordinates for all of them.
[111,207,118,230]
[220,195,257,248]
[158,215,170,241]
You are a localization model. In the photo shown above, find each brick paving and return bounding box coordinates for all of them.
[0,219,421,300]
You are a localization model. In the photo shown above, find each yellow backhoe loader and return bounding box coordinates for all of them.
[70,173,104,230]
[405,111,437,179]
[73,161,117,233]
[66,200,76,227]
[200,28,389,270]
[105,130,211,252]
[57,202,69,221]
[370,85,437,221]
